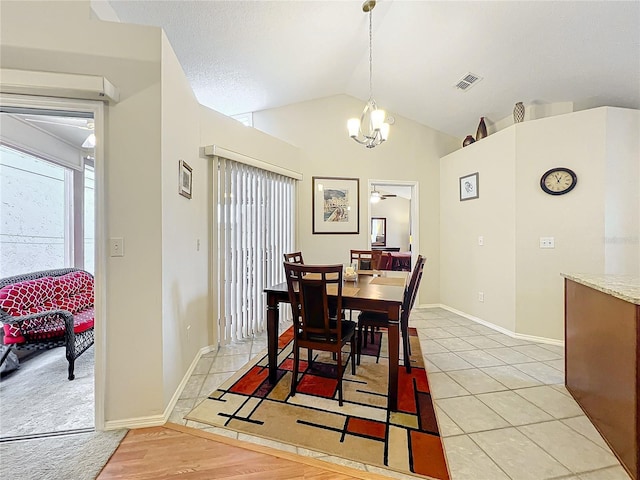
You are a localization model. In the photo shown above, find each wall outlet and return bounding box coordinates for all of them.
[478,292,484,302]
[478,236,484,246]
[540,237,555,249]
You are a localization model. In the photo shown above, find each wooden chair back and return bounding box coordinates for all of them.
[283,251,304,264]
[283,262,344,344]
[350,249,382,271]
[402,255,426,321]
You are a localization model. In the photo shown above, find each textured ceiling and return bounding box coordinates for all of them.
[107,0,640,138]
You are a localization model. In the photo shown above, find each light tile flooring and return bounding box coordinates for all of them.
[169,307,632,480]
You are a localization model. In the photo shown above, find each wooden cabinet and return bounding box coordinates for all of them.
[564,278,639,480]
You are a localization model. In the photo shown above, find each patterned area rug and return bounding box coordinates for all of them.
[186,326,450,480]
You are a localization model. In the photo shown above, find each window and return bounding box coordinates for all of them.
[84,161,95,274]
[216,157,295,344]
[0,144,94,277]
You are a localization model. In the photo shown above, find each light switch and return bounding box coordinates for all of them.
[110,237,124,257]
[478,236,484,246]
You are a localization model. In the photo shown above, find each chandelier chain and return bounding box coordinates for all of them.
[368,8,373,100]
[347,0,389,148]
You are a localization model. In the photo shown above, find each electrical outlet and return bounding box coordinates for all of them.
[478,292,484,302]
[540,237,555,249]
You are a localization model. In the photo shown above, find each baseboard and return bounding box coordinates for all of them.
[161,344,218,421]
[417,303,564,347]
[103,344,218,431]
[510,332,564,347]
[104,414,166,430]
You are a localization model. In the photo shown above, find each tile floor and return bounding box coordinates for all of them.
[169,307,632,480]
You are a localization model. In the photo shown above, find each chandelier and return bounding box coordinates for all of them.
[347,0,390,148]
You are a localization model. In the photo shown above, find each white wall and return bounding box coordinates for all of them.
[514,109,607,340]
[441,107,639,341]
[440,129,517,333]
[253,95,459,304]
[604,108,640,274]
[159,33,208,407]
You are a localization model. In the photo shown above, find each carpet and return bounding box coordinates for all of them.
[186,326,450,480]
[0,429,127,480]
[0,345,94,439]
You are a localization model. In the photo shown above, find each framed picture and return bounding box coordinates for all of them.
[312,176,360,234]
[459,172,479,201]
[179,160,193,199]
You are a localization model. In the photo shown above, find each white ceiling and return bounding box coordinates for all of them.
[107,1,640,138]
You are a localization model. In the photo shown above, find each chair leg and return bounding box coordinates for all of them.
[67,358,75,381]
[291,345,299,397]
[350,336,356,375]
[370,326,375,344]
[357,323,364,365]
[308,348,313,368]
[402,325,412,373]
[336,348,344,406]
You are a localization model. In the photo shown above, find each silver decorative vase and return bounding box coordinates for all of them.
[513,102,525,123]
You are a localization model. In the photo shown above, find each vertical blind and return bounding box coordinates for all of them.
[216,157,295,345]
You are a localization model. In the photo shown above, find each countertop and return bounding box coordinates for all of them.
[561,273,640,305]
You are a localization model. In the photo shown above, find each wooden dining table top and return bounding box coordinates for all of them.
[264,270,408,304]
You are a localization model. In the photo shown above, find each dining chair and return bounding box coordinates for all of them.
[283,262,357,406]
[350,249,382,271]
[283,251,304,264]
[357,255,426,373]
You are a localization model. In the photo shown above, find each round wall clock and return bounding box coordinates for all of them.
[540,167,577,195]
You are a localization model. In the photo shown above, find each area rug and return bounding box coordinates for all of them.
[186,326,450,480]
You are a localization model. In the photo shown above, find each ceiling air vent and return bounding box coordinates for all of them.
[454,72,483,92]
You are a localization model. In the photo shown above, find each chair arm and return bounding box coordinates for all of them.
[1,309,74,341]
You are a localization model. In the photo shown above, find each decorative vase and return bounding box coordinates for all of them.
[513,102,525,123]
[476,117,487,141]
[463,135,475,147]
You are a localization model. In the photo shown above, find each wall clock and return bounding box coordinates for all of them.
[540,167,577,195]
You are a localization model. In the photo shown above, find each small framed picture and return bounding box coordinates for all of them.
[179,160,193,199]
[312,176,360,234]
[459,172,479,201]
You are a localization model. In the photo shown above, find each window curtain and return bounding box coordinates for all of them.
[216,157,295,344]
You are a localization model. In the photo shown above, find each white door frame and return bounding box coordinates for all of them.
[0,93,106,430]
[367,179,420,265]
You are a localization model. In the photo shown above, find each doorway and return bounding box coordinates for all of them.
[0,96,104,439]
[367,180,419,267]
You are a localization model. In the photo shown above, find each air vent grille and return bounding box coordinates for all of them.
[454,72,483,92]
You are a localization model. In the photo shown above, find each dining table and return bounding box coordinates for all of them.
[264,270,408,411]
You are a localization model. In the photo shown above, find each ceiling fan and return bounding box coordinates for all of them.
[370,186,397,203]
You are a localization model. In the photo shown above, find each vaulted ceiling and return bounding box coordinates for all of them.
[107,1,640,138]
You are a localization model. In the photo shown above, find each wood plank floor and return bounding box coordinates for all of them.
[97,423,395,480]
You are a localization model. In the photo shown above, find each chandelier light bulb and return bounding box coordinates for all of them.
[380,122,390,141]
[348,118,360,138]
[371,109,385,131]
